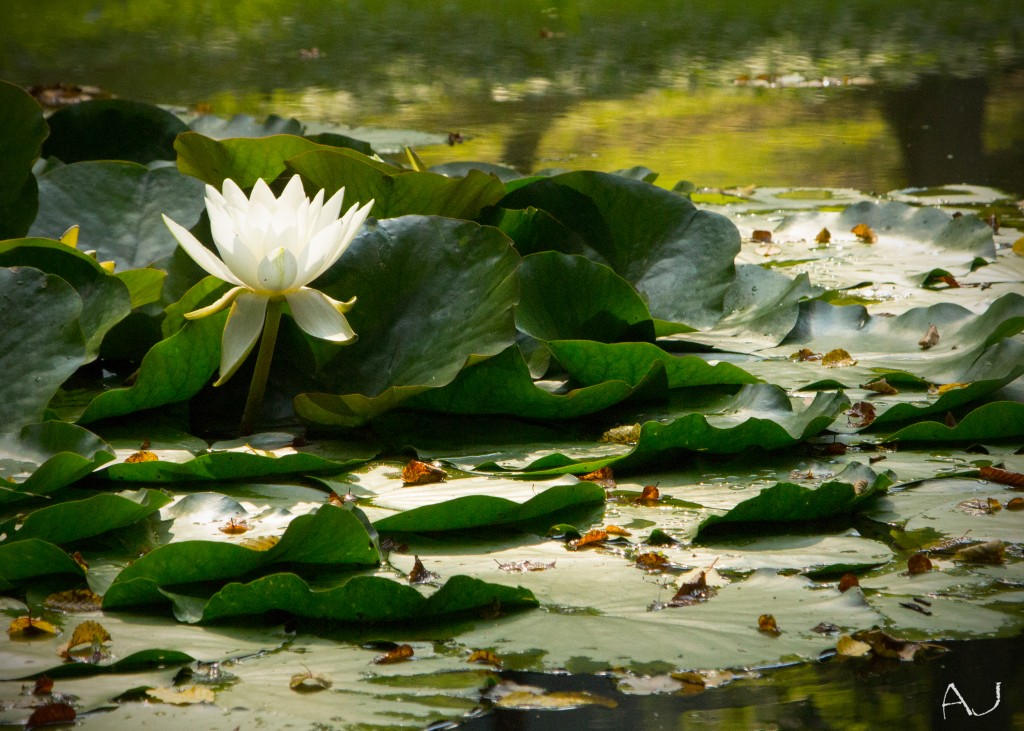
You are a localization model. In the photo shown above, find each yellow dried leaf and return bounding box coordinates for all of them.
[851,223,878,243]
[930,382,968,395]
[65,620,110,650]
[822,348,857,368]
[757,614,781,635]
[218,517,250,535]
[791,348,822,361]
[146,686,216,705]
[815,227,832,244]
[863,378,899,395]
[600,423,641,444]
[124,450,158,463]
[633,484,661,504]
[635,552,668,570]
[1012,236,1024,257]
[604,525,631,536]
[836,635,872,657]
[467,649,502,667]
[239,535,280,551]
[7,616,59,638]
[1005,497,1024,510]
[580,467,615,489]
[670,671,707,694]
[570,529,609,549]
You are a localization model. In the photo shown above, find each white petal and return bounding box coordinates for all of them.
[214,292,268,386]
[306,200,374,281]
[220,178,249,210]
[317,186,346,231]
[185,285,246,320]
[286,289,357,342]
[279,175,307,210]
[257,246,300,291]
[162,214,243,286]
[249,178,278,213]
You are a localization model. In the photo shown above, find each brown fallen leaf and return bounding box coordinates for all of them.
[25,702,76,729]
[847,401,877,428]
[580,467,616,489]
[289,668,332,693]
[146,686,216,705]
[822,348,858,368]
[863,378,899,395]
[374,644,414,664]
[57,620,111,661]
[751,229,773,243]
[408,556,439,585]
[401,459,448,485]
[633,484,661,504]
[1005,497,1024,510]
[979,466,1024,489]
[124,450,158,463]
[219,517,250,535]
[815,227,832,244]
[8,616,59,638]
[467,649,502,667]
[570,529,609,550]
[811,622,841,635]
[851,223,878,243]
[791,348,822,362]
[954,539,1005,564]
[907,553,933,575]
[43,589,102,613]
[33,675,54,696]
[852,629,944,661]
[604,525,631,536]
[757,614,781,636]
[838,574,860,593]
[956,498,1002,516]
[669,570,717,607]
[918,324,940,350]
[635,552,668,570]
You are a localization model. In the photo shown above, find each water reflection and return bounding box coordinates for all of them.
[3,1,1023,193]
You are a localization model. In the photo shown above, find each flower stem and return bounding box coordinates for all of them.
[239,298,283,436]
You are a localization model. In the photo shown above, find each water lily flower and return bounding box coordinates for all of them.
[162,174,373,432]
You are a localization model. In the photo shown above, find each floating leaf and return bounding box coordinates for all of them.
[570,529,609,550]
[146,686,216,705]
[401,460,448,485]
[634,484,661,505]
[851,629,942,661]
[822,348,857,368]
[124,450,158,464]
[408,556,439,585]
[954,539,1005,564]
[601,424,641,444]
[757,614,781,635]
[907,553,933,575]
[495,560,556,573]
[979,466,1024,489]
[43,589,103,613]
[815,228,831,244]
[25,702,76,729]
[847,401,876,428]
[835,635,871,657]
[467,650,502,667]
[581,467,616,489]
[851,223,878,243]
[918,324,940,350]
[792,348,822,361]
[8,616,59,638]
[636,552,669,570]
[290,669,332,693]
[374,644,414,664]
[751,230,773,243]
[668,569,716,607]
[863,378,898,395]
[218,518,250,535]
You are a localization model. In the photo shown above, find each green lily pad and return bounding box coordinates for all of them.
[287,147,506,220]
[515,251,655,343]
[0,421,113,504]
[0,538,85,583]
[0,81,47,239]
[0,488,171,546]
[29,161,206,270]
[174,132,329,189]
[0,239,132,359]
[0,267,85,430]
[42,99,188,164]
[14,649,195,681]
[189,112,304,139]
[496,171,740,328]
[295,216,520,427]
[189,573,537,625]
[695,462,893,537]
[102,505,379,611]
[884,401,1024,443]
[373,480,606,533]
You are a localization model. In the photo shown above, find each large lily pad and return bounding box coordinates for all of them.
[29,161,206,270]
[496,171,741,328]
[0,81,47,239]
[0,239,132,359]
[287,148,506,220]
[0,267,85,430]
[295,216,520,426]
[0,421,113,504]
[41,99,188,164]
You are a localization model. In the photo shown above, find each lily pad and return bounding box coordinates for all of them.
[884,401,1024,443]
[29,161,206,270]
[41,99,188,164]
[0,81,47,239]
[0,421,113,504]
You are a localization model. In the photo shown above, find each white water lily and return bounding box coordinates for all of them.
[162,175,373,388]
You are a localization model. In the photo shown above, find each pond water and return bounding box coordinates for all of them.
[3,0,1024,195]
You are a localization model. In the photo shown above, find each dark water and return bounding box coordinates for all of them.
[3,0,1024,194]
[455,633,1024,730]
